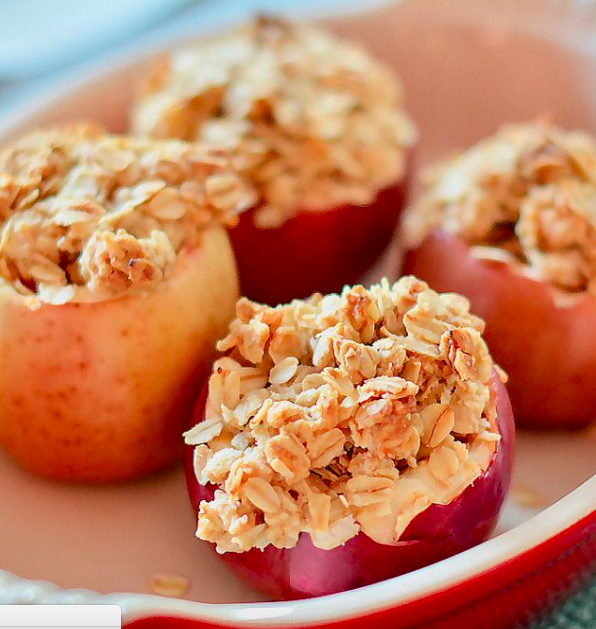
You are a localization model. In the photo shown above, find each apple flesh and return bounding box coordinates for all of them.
[185,373,514,599]
[229,175,410,305]
[403,230,596,429]
[0,227,239,483]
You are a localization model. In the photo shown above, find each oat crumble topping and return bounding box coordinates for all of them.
[132,17,417,228]
[403,122,596,297]
[0,124,252,305]
[184,277,500,553]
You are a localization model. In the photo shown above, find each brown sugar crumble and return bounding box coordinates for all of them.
[185,277,501,553]
[0,124,252,305]
[403,122,596,299]
[132,17,417,228]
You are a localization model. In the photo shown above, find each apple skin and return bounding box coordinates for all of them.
[185,373,514,599]
[0,227,238,483]
[229,173,411,306]
[403,230,596,429]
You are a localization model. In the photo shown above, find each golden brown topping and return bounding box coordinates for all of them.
[132,17,417,228]
[0,124,252,305]
[403,122,596,296]
[185,278,500,553]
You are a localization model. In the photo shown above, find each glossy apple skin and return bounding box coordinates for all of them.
[185,374,514,600]
[229,174,410,306]
[0,227,238,483]
[403,230,596,429]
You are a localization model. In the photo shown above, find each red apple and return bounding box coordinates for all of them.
[131,19,417,306]
[185,373,514,599]
[403,230,596,429]
[229,175,410,305]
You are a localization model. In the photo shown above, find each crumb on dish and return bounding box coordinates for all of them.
[510,484,548,510]
[185,277,500,553]
[132,16,417,228]
[150,573,190,598]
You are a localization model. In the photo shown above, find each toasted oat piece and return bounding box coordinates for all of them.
[150,573,190,598]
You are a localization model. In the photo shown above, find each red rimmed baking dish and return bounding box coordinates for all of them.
[1,477,595,628]
[1,0,596,627]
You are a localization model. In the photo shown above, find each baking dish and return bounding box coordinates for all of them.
[1,0,596,627]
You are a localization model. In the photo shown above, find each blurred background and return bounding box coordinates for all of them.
[0,0,382,119]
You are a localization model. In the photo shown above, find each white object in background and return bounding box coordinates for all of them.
[0,605,120,627]
[0,0,193,79]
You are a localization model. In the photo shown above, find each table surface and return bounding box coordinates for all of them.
[535,575,596,629]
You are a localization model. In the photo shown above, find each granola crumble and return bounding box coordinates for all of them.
[0,124,252,305]
[185,277,501,553]
[132,17,417,228]
[403,122,596,297]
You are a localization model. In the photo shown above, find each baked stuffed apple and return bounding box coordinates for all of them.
[0,124,252,482]
[132,17,417,305]
[184,277,514,599]
[403,122,596,429]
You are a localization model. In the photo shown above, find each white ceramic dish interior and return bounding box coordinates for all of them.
[1,0,596,625]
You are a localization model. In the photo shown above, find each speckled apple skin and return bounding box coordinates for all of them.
[0,227,238,483]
